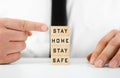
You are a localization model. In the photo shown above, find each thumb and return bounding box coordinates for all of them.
[0,18,48,31]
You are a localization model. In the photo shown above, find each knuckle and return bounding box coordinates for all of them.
[109,55,120,68]
[22,20,27,31]
[92,52,99,58]
[11,53,21,63]
[110,37,119,46]
[98,39,107,45]
[16,53,22,59]
[99,53,108,61]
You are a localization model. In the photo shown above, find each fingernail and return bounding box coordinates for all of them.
[90,57,95,64]
[110,60,118,68]
[41,25,48,31]
[95,59,104,67]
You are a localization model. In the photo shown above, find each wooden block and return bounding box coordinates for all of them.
[51,45,70,56]
[51,26,70,36]
[51,36,70,45]
[51,56,70,65]
[51,26,71,65]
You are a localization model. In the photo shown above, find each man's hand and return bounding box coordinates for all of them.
[87,29,120,68]
[0,18,48,64]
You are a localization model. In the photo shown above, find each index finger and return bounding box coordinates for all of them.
[0,18,48,31]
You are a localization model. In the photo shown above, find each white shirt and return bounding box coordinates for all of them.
[0,0,119,58]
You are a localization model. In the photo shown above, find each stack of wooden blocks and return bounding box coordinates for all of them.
[51,26,71,65]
